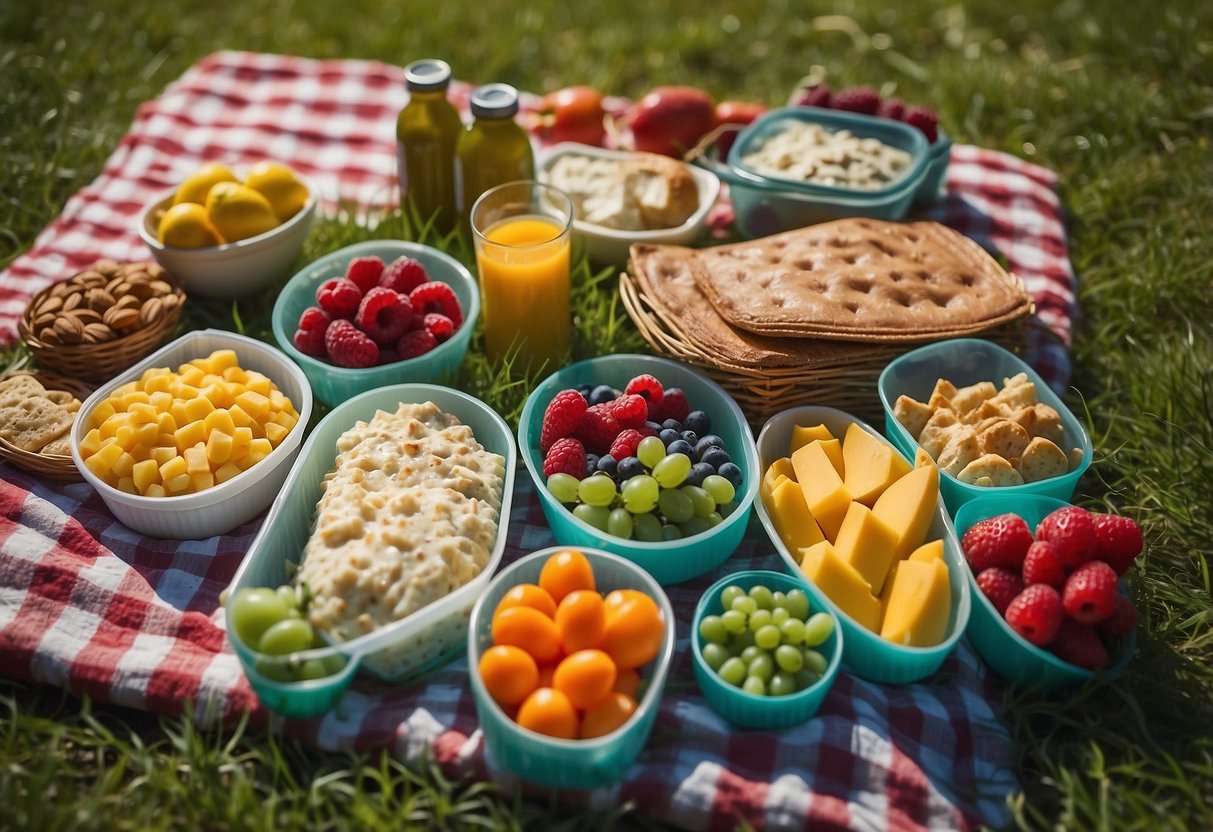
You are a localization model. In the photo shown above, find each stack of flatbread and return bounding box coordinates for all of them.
[620,218,1033,426]
[0,374,83,457]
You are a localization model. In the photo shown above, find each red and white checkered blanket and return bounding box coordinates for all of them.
[0,51,1082,830]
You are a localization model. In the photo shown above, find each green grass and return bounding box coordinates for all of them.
[3,1,1213,829]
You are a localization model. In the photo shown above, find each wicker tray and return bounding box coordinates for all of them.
[0,371,94,481]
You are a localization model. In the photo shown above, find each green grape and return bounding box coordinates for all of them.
[299,658,339,680]
[804,611,835,647]
[702,474,735,504]
[573,503,611,531]
[607,507,634,539]
[633,511,663,541]
[720,585,745,608]
[680,516,711,537]
[768,672,797,697]
[701,642,730,671]
[637,436,666,468]
[774,644,804,673]
[730,595,758,616]
[794,668,821,690]
[254,657,295,683]
[621,475,659,513]
[680,485,715,517]
[661,524,682,541]
[771,607,790,627]
[699,614,728,645]
[546,472,581,503]
[717,656,746,686]
[718,499,738,518]
[258,618,315,656]
[276,584,299,611]
[657,488,694,524]
[652,452,691,487]
[733,629,756,650]
[720,609,747,634]
[739,644,762,664]
[747,608,772,632]
[802,648,828,676]
[747,651,774,682]
[742,676,766,696]
[578,474,617,507]
[779,618,806,646]
[704,512,723,528]
[322,654,347,675]
[771,590,788,610]
[755,624,781,650]
[229,588,292,648]
[748,584,774,610]
[785,588,810,621]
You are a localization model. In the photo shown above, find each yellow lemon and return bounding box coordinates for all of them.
[158,202,225,248]
[173,163,238,206]
[243,161,310,222]
[205,182,280,242]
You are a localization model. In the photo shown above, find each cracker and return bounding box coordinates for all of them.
[937,426,980,477]
[978,418,1031,460]
[0,374,48,401]
[41,434,72,456]
[918,408,960,458]
[957,454,1024,486]
[931,378,959,401]
[1068,446,1085,472]
[1017,437,1070,483]
[893,395,932,439]
[1015,403,1065,445]
[950,381,998,416]
[0,396,73,452]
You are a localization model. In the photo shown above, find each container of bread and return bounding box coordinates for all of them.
[0,371,92,480]
[619,217,1034,430]
[539,143,720,264]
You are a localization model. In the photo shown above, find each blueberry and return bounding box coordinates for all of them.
[718,461,743,489]
[584,453,600,473]
[680,430,699,446]
[667,439,694,458]
[694,434,725,458]
[644,420,663,435]
[686,461,715,488]
[596,454,618,478]
[659,428,681,447]
[700,446,731,469]
[589,384,616,406]
[617,456,645,480]
[575,383,594,400]
[661,418,683,431]
[684,410,711,435]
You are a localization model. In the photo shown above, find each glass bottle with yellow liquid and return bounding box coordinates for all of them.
[397,59,463,234]
[456,84,535,222]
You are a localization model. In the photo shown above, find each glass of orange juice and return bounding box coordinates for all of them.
[471,180,574,371]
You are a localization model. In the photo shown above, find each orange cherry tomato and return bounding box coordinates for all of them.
[613,667,641,699]
[554,589,606,653]
[494,583,558,619]
[552,648,617,710]
[516,687,580,739]
[478,645,539,706]
[538,549,596,604]
[600,590,664,670]
[491,605,562,663]
[580,692,638,739]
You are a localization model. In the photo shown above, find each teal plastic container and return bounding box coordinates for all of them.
[271,240,480,408]
[518,354,760,586]
[226,384,516,719]
[878,338,1093,515]
[913,130,953,206]
[954,495,1136,691]
[467,546,676,789]
[754,406,971,684]
[691,570,842,729]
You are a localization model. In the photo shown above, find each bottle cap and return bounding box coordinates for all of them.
[404,59,453,92]
[470,83,520,119]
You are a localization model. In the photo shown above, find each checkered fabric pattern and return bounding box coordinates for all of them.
[0,50,1084,830]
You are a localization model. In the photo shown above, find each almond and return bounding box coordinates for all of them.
[104,306,141,331]
[84,287,116,311]
[61,292,83,313]
[53,315,84,343]
[139,297,164,326]
[34,295,64,316]
[67,307,104,326]
[81,322,116,343]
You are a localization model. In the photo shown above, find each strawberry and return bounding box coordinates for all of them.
[1036,506,1097,570]
[1049,619,1109,670]
[540,389,588,453]
[1092,513,1143,575]
[1062,560,1119,625]
[1004,584,1064,647]
[1098,594,1137,640]
[961,513,1035,573]
[1022,540,1066,588]
[975,567,1023,616]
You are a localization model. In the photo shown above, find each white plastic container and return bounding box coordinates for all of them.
[70,329,313,539]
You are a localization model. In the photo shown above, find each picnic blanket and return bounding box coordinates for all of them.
[0,51,1082,831]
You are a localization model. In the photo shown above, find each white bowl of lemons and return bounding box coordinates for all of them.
[139,161,318,300]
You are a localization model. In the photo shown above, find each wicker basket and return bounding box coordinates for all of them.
[18,261,185,383]
[0,371,95,480]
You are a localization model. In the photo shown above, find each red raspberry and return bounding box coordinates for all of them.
[574,404,622,456]
[1022,540,1066,588]
[608,428,644,461]
[324,319,378,368]
[316,278,362,318]
[831,86,881,115]
[605,393,648,429]
[1062,560,1119,625]
[792,82,831,108]
[1098,594,1137,640]
[650,387,690,423]
[975,567,1023,616]
[543,437,586,479]
[904,105,940,143]
[292,305,331,356]
[624,374,664,408]
[876,97,905,121]
[345,255,385,293]
[355,287,414,345]
[409,281,463,327]
[1049,619,1109,670]
[1004,584,1064,647]
[540,389,588,453]
[1036,506,1097,570]
[1092,513,1143,575]
[379,256,430,295]
[961,513,1034,573]
[396,328,437,360]
[423,312,455,343]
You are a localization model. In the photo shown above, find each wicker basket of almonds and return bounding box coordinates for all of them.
[18,260,185,382]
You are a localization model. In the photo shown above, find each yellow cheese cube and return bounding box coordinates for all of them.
[169,382,201,403]
[214,461,243,484]
[227,404,253,429]
[183,443,209,475]
[143,483,167,498]
[764,478,826,552]
[190,471,215,492]
[100,412,132,439]
[270,409,297,430]
[140,366,171,384]
[761,457,796,497]
[127,402,159,424]
[833,502,901,595]
[789,423,835,455]
[164,473,191,493]
[879,557,951,647]
[85,443,124,479]
[132,458,161,494]
[244,371,272,396]
[112,451,137,479]
[206,431,234,465]
[264,422,288,445]
[234,389,270,420]
[159,454,188,481]
[182,395,215,423]
[790,441,852,541]
[203,408,236,437]
[116,476,138,495]
[142,373,172,395]
[114,424,135,450]
[119,390,151,409]
[148,390,174,413]
[177,366,205,388]
[842,423,912,507]
[79,428,103,457]
[798,541,882,632]
[207,349,240,373]
[133,421,159,449]
[872,464,940,560]
[200,382,233,409]
[908,539,945,563]
[238,437,273,469]
[114,381,138,397]
[174,420,207,452]
[222,366,248,384]
[151,445,178,466]
[89,400,116,428]
[156,411,178,436]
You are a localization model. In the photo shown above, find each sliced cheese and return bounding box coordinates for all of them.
[789,423,835,455]
[798,541,882,632]
[761,456,797,498]
[791,440,852,541]
[879,557,951,647]
[872,463,939,560]
[842,422,912,506]
[765,477,827,551]
[833,501,901,595]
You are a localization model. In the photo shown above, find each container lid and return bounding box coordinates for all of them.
[470,83,520,119]
[404,59,453,92]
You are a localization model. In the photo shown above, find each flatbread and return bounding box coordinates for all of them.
[0,395,73,452]
[689,218,1033,340]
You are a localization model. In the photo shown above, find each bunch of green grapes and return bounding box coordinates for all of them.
[226,584,344,682]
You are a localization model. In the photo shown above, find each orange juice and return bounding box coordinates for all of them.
[476,214,571,368]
